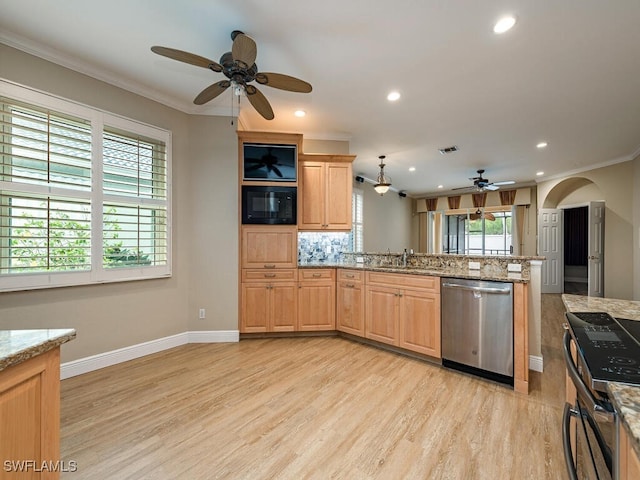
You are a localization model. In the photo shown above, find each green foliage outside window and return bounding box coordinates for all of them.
[9,207,150,270]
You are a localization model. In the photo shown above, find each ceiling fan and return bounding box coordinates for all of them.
[151,30,312,120]
[452,169,515,192]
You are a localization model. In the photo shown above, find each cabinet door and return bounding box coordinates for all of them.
[325,162,352,230]
[299,162,325,229]
[400,289,441,357]
[337,282,364,336]
[270,283,297,332]
[298,282,336,331]
[365,285,399,345]
[242,226,297,269]
[241,283,270,333]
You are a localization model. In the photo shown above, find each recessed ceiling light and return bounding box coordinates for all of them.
[387,91,401,102]
[536,171,545,176]
[294,110,306,117]
[437,185,444,189]
[493,16,517,34]
[536,141,548,149]
[409,167,416,172]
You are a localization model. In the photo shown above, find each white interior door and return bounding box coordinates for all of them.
[539,209,563,293]
[588,201,605,297]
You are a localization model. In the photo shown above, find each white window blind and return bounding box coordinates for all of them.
[0,82,171,291]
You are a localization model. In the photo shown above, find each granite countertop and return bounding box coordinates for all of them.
[0,329,76,372]
[298,263,530,283]
[561,294,640,458]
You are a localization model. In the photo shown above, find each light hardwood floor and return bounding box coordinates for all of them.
[60,294,568,479]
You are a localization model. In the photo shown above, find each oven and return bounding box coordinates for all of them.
[563,329,615,479]
[563,311,640,480]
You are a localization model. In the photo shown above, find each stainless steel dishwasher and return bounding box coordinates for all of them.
[441,277,514,385]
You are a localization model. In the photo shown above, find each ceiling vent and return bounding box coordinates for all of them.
[438,145,459,154]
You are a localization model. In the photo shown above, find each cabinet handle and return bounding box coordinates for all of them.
[312,273,321,277]
[264,273,276,278]
[264,264,276,269]
[346,274,355,278]
[345,283,355,288]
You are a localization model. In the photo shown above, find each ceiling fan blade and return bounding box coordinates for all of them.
[451,186,473,191]
[255,73,312,93]
[493,180,516,186]
[193,80,231,105]
[485,184,500,191]
[151,46,222,72]
[245,85,274,120]
[232,33,257,68]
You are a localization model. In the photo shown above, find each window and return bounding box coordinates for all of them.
[0,82,171,291]
[350,188,364,252]
[442,209,512,256]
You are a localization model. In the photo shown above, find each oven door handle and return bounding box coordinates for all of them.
[562,330,615,422]
[562,402,579,480]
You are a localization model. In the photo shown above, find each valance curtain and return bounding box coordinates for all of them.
[447,196,461,209]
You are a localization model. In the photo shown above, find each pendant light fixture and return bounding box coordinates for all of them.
[374,155,392,195]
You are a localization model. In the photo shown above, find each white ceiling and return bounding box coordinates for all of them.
[2,0,640,197]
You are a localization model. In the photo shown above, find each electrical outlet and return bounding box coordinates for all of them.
[199,308,206,319]
[508,263,522,273]
[468,261,480,270]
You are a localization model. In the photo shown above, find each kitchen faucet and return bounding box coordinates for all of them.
[402,248,407,267]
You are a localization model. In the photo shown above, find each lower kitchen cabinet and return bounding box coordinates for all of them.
[399,287,441,357]
[365,271,441,358]
[336,269,365,336]
[241,277,298,333]
[619,424,640,480]
[365,284,400,345]
[298,269,335,331]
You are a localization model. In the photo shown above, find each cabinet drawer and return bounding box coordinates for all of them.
[338,269,363,282]
[242,269,298,282]
[366,271,440,292]
[299,268,335,281]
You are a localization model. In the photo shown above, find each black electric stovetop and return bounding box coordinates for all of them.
[565,311,640,391]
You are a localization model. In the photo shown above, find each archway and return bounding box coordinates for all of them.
[539,177,605,295]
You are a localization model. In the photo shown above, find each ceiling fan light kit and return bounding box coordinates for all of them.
[151,30,312,120]
[374,155,392,195]
[451,169,515,192]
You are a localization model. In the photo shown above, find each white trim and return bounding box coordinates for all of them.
[60,330,239,379]
[529,355,544,373]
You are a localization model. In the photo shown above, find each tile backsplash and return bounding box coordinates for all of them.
[298,232,352,264]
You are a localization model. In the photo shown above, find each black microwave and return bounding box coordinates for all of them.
[241,186,297,225]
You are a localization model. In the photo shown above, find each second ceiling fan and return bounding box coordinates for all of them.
[453,169,515,192]
[151,30,312,120]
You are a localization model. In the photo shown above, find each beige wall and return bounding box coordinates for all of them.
[537,160,637,300]
[634,155,640,299]
[0,45,239,361]
[362,186,413,252]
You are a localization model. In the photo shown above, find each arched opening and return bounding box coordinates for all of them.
[539,177,605,296]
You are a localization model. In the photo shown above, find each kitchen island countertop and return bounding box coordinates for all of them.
[0,328,76,372]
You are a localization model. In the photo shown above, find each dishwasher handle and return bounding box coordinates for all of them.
[441,282,512,294]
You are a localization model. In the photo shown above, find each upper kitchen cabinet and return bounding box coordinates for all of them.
[298,154,355,231]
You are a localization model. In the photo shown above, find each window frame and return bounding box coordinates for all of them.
[0,80,172,292]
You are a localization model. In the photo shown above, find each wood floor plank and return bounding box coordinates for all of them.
[60,295,568,479]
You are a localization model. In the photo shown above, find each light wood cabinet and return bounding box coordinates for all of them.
[241,278,298,333]
[399,286,441,357]
[0,348,61,480]
[241,225,297,269]
[336,269,365,336]
[297,269,336,331]
[298,154,355,231]
[619,423,640,480]
[365,272,441,358]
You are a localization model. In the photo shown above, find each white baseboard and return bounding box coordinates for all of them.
[61,332,543,379]
[529,355,544,372]
[61,330,239,379]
